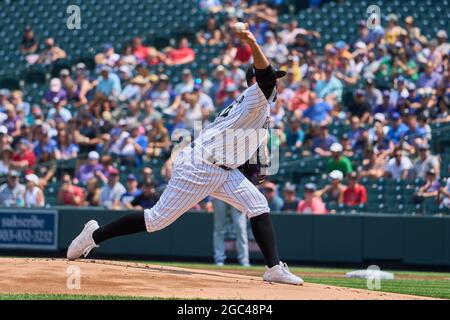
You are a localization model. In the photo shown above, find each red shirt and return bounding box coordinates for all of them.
[12,150,36,167]
[343,184,367,206]
[61,185,85,206]
[297,198,327,214]
[169,47,195,64]
[133,45,149,61]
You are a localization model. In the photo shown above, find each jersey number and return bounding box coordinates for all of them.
[217,95,245,118]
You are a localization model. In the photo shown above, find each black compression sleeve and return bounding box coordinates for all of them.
[254,65,277,100]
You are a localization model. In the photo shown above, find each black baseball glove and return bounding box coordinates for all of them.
[238,162,267,185]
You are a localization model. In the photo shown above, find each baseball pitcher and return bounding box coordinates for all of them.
[67,24,303,285]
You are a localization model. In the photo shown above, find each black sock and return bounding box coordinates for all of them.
[250,213,280,268]
[92,212,146,244]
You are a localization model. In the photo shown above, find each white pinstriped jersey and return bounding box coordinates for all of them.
[193,83,276,169]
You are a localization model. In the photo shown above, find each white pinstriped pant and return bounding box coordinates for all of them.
[144,147,269,232]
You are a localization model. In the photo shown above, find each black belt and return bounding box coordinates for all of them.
[191,142,232,171]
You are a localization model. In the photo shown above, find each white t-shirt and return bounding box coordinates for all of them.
[386,156,413,179]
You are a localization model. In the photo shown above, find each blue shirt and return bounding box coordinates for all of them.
[386,123,408,144]
[312,135,338,152]
[302,101,332,123]
[404,126,426,144]
[96,72,122,96]
[34,139,57,159]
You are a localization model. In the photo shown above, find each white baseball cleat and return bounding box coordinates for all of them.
[262,262,304,285]
[67,220,100,260]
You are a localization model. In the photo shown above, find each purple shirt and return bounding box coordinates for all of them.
[44,89,68,104]
[76,163,103,184]
[416,72,442,89]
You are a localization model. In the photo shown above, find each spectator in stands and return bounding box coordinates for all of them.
[120,174,141,209]
[411,144,440,181]
[326,143,353,176]
[262,31,288,65]
[385,148,412,180]
[36,37,67,65]
[74,112,102,154]
[261,181,284,212]
[84,177,101,207]
[146,118,171,158]
[47,97,72,123]
[413,169,441,203]
[24,173,45,207]
[0,146,13,175]
[129,181,159,210]
[417,62,443,90]
[174,69,195,95]
[0,170,25,207]
[33,128,57,162]
[11,90,30,117]
[374,90,395,116]
[301,92,333,125]
[57,173,85,207]
[312,124,338,157]
[165,38,195,66]
[317,170,345,206]
[315,65,343,108]
[403,113,427,153]
[342,172,367,207]
[297,183,327,214]
[284,117,304,152]
[360,147,387,179]
[435,30,450,56]
[44,78,68,105]
[99,167,126,209]
[94,66,122,99]
[196,16,223,46]
[11,139,36,170]
[3,105,21,137]
[55,130,79,160]
[364,78,382,111]
[347,89,371,124]
[19,25,39,56]
[438,177,450,211]
[386,112,408,145]
[95,43,120,68]
[75,151,103,185]
[281,182,300,212]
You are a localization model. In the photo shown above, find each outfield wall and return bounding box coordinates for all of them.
[1,207,449,267]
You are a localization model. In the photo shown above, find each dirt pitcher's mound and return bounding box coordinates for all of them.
[0,258,432,300]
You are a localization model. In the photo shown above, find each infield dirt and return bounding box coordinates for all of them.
[0,258,436,300]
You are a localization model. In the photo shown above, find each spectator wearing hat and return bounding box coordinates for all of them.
[436,30,450,56]
[121,174,142,208]
[36,37,67,65]
[403,113,427,153]
[11,139,36,169]
[374,90,396,116]
[174,69,195,95]
[413,169,441,203]
[347,89,371,124]
[317,170,346,206]
[261,181,284,212]
[129,181,159,210]
[326,143,353,176]
[385,148,412,180]
[47,97,72,123]
[342,172,367,207]
[385,14,405,45]
[57,173,85,207]
[412,143,440,180]
[0,170,25,207]
[404,16,421,41]
[95,43,121,67]
[297,183,327,214]
[262,31,289,65]
[281,182,300,212]
[24,173,45,207]
[75,151,103,185]
[386,112,408,145]
[312,124,338,157]
[33,128,57,161]
[84,177,101,207]
[99,167,126,209]
[44,78,68,105]
[147,74,174,111]
[74,112,101,154]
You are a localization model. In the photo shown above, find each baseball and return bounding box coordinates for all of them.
[234,22,246,32]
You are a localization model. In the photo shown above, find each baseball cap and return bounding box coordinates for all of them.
[330,142,343,153]
[50,78,62,92]
[374,113,386,122]
[329,170,344,181]
[182,68,192,75]
[387,14,398,22]
[334,40,346,50]
[103,43,113,52]
[59,69,70,77]
[9,170,21,177]
[0,125,8,135]
[108,167,119,176]
[245,66,286,84]
[437,30,448,39]
[88,151,100,160]
[304,183,317,192]
[354,88,365,96]
[25,173,39,185]
[283,182,296,192]
[76,62,86,70]
[127,174,137,181]
[382,90,390,97]
[390,112,401,121]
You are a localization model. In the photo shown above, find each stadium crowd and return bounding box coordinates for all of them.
[0,0,449,214]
